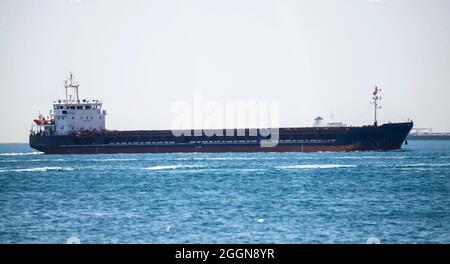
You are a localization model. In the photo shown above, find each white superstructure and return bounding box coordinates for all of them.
[32,73,107,136]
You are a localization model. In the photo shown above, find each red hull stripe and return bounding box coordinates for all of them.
[43,144,399,154]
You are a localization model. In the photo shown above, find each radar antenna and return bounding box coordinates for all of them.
[371,86,382,126]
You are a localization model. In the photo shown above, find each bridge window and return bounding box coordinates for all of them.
[70,106,75,109]
[77,106,83,109]
[85,106,91,110]
[62,110,67,114]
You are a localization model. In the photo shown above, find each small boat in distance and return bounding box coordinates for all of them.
[29,73,413,154]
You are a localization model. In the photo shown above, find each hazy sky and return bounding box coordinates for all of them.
[1,0,449,142]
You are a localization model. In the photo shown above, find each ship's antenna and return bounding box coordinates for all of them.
[371,85,382,126]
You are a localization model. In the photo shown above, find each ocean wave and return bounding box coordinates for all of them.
[208,157,265,160]
[167,157,275,161]
[144,164,203,170]
[92,158,138,162]
[0,152,43,156]
[0,159,66,163]
[396,163,450,167]
[276,164,357,169]
[237,168,266,172]
[337,156,408,159]
[0,167,74,173]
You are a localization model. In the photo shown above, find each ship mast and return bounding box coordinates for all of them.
[64,72,80,103]
[371,86,381,126]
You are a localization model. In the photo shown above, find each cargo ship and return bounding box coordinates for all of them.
[29,74,413,154]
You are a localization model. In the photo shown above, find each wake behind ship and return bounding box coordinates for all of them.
[29,74,413,154]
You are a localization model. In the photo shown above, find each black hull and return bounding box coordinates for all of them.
[30,122,413,154]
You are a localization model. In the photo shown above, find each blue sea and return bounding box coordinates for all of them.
[0,141,449,243]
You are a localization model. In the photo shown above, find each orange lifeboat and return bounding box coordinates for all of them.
[33,117,49,125]
[33,119,43,125]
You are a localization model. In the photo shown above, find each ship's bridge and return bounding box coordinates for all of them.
[31,73,107,136]
[52,100,107,136]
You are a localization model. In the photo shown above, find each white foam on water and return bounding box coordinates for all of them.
[145,164,203,170]
[172,157,196,161]
[0,166,74,173]
[0,152,43,156]
[276,164,357,169]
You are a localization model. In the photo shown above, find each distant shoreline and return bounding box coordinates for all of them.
[407,135,450,140]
